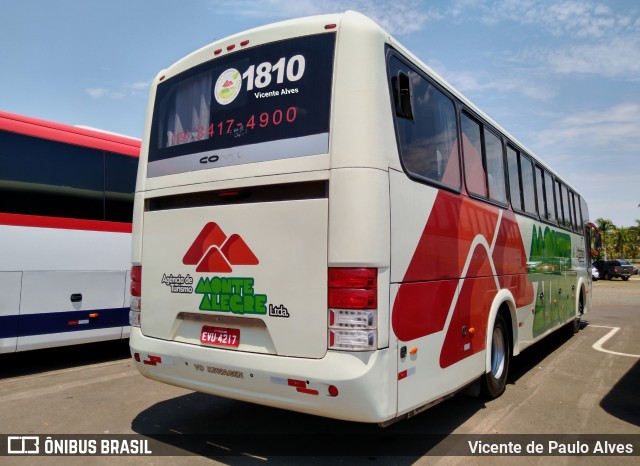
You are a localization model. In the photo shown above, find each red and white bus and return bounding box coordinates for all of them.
[0,111,140,353]
[129,11,593,424]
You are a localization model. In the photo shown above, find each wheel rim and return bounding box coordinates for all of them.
[491,326,506,379]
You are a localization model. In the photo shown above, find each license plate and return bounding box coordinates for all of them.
[200,326,240,348]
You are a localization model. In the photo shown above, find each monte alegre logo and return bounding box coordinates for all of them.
[178,222,270,315]
[183,222,259,273]
[195,276,267,315]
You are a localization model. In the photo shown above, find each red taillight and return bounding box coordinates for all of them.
[131,265,142,297]
[614,266,619,272]
[328,268,378,351]
[328,268,376,289]
[328,288,376,309]
[328,268,376,309]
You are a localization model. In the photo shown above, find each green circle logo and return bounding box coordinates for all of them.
[214,68,242,105]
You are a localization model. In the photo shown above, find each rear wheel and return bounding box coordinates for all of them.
[481,313,510,399]
[568,295,583,335]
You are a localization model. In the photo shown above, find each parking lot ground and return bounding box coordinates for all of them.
[1,278,638,465]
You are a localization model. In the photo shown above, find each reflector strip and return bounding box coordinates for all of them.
[287,379,306,389]
[296,387,319,396]
[143,355,162,366]
[66,318,90,325]
[398,367,416,380]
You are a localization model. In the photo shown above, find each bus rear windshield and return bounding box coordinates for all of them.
[148,33,335,177]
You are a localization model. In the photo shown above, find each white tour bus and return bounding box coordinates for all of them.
[0,111,140,353]
[130,11,593,424]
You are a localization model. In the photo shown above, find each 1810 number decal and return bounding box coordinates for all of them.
[242,55,305,91]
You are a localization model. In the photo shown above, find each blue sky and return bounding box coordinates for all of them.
[1,0,639,227]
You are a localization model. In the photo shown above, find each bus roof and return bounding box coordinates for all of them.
[0,110,140,157]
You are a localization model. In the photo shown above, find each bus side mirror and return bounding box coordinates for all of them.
[594,231,602,251]
[586,222,601,256]
[393,71,414,120]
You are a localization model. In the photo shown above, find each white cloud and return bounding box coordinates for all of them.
[456,72,554,101]
[543,37,640,79]
[126,81,150,91]
[86,87,109,98]
[428,60,555,102]
[447,1,640,81]
[535,103,640,151]
[476,0,628,39]
[86,81,150,99]
[224,0,438,35]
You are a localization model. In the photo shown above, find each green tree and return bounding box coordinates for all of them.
[595,218,616,260]
[628,220,640,259]
[611,227,629,259]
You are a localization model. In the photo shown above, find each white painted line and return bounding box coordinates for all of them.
[590,325,640,358]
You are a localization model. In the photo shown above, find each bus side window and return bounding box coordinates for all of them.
[461,113,487,197]
[484,128,507,204]
[535,166,548,219]
[390,57,460,190]
[544,171,557,223]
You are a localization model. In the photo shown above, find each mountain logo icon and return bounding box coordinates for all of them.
[183,222,259,273]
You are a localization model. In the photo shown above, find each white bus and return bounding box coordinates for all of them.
[130,11,593,424]
[0,111,140,353]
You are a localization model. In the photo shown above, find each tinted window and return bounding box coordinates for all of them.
[535,166,547,219]
[580,196,589,226]
[554,178,562,225]
[544,171,557,223]
[0,130,137,222]
[105,152,138,222]
[561,184,572,230]
[461,112,507,204]
[461,113,486,197]
[484,129,507,204]
[0,130,103,220]
[573,192,583,230]
[520,155,536,215]
[149,33,336,176]
[390,57,460,189]
[507,146,521,209]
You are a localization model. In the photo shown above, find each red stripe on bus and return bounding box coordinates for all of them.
[0,213,132,233]
[0,111,140,157]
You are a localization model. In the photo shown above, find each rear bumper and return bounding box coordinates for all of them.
[130,328,395,423]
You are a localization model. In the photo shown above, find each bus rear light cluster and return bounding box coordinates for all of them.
[328,268,378,351]
[130,265,142,327]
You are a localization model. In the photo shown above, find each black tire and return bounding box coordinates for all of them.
[568,296,583,335]
[604,271,611,280]
[481,313,510,399]
[622,276,629,281]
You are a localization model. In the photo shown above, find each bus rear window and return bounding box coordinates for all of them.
[148,33,335,177]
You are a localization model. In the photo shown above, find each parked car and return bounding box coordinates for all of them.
[591,265,599,281]
[619,259,638,276]
[593,259,634,281]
